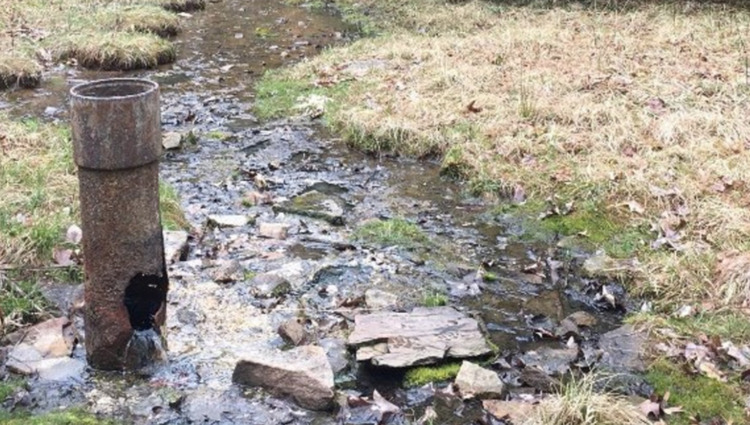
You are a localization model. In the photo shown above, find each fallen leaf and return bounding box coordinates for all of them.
[65,225,82,244]
[696,359,726,382]
[53,248,74,266]
[639,398,661,419]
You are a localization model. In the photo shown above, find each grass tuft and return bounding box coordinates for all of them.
[521,373,650,425]
[55,32,176,70]
[353,218,429,249]
[0,274,50,333]
[148,0,207,13]
[99,5,182,37]
[159,181,188,231]
[0,408,120,425]
[0,55,42,90]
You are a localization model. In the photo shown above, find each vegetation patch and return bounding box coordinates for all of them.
[354,218,429,249]
[159,182,189,231]
[646,359,746,425]
[522,373,650,425]
[0,276,50,333]
[403,362,461,387]
[149,0,207,13]
[56,32,176,70]
[98,5,182,37]
[0,408,120,425]
[0,55,42,90]
[421,291,448,307]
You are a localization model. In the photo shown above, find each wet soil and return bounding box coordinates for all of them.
[1,1,635,424]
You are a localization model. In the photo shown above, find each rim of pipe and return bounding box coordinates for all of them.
[71,78,158,101]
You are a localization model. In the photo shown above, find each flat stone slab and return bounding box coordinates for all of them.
[347,307,493,367]
[232,345,334,411]
[207,214,251,228]
[455,361,504,399]
[273,190,345,225]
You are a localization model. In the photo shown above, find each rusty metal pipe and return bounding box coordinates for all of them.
[70,79,168,370]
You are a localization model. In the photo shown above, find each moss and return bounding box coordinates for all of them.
[354,218,429,249]
[159,181,188,231]
[403,362,462,387]
[646,360,746,425]
[0,378,25,401]
[482,272,499,282]
[0,408,120,425]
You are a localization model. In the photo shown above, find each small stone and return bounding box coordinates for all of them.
[454,361,504,400]
[278,318,309,346]
[555,318,581,339]
[520,346,578,377]
[364,289,398,310]
[211,259,242,283]
[520,367,560,392]
[163,230,189,264]
[273,190,345,225]
[244,191,272,206]
[319,338,348,374]
[162,132,182,150]
[250,273,292,298]
[565,311,598,328]
[483,400,536,423]
[598,325,647,373]
[259,222,290,240]
[232,345,335,410]
[207,214,250,228]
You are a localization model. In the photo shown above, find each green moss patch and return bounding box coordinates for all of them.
[354,218,429,249]
[0,408,120,425]
[646,360,746,425]
[403,362,461,387]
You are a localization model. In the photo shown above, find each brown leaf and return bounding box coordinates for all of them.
[466,100,483,113]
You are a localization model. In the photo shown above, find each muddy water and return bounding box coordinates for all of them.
[1,1,629,424]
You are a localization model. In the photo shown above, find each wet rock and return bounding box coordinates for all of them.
[364,289,398,311]
[211,259,242,283]
[598,324,647,373]
[342,390,402,425]
[274,190,345,225]
[36,357,86,381]
[583,252,639,278]
[565,311,598,328]
[483,400,536,423]
[348,307,493,367]
[520,367,560,392]
[278,318,310,346]
[555,318,581,339]
[524,290,564,320]
[164,230,189,264]
[5,317,77,378]
[232,345,335,410]
[162,132,182,150]
[519,346,578,377]
[258,222,290,240]
[454,361,504,399]
[207,214,251,228]
[320,338,349,374]
[250,273,292,298]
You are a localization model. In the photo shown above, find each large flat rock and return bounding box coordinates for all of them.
[347,307,492,367]
[232,345,334,410]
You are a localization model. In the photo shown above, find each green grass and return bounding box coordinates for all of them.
[0,408,120,425]
[159,181,188,231]
[421,291,448,307]
[0,378,25,401]
[630,311,750,345]
[403,362,461,387]
[0,277,50,332]
[646,360,746,425]
[353,218,429,249]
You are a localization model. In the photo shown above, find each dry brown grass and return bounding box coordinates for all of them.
[521,374,650,425]
[269,0,750,307]
[0,54,42,89]
[0,0,190,79]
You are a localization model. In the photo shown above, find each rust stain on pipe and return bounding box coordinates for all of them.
[70,79,168,370]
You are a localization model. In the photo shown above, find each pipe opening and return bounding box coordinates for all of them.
[71,79,157,100]
[125,272,168,331]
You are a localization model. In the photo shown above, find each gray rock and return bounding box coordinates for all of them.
[164,230,189,264]
[211,259,242,283]
[36,357,86,381]
[520,367,560,392]
[5,317,77,377]
[274,190,345,225]
[520,346,578,377]
[348,307,493,367]
[598,325,647,373]
[319,338,348,374]
[258,222,290,240]
[454,361,504,399]
[232,345,335,410]
[364,289,398,311]
[555,318,581,339]
[207,214,251,228]
[565,311,598,328]
[162,132,182,150]
[278,318,310,346]
[251,273,292,298]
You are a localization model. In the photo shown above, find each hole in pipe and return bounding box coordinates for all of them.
[125,272,167,331]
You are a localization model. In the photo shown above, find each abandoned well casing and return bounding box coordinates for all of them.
[70,79,168,370]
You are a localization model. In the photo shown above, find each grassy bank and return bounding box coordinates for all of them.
[258,0,750,421]
[258,0,750,308]
[0,0,207,88]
